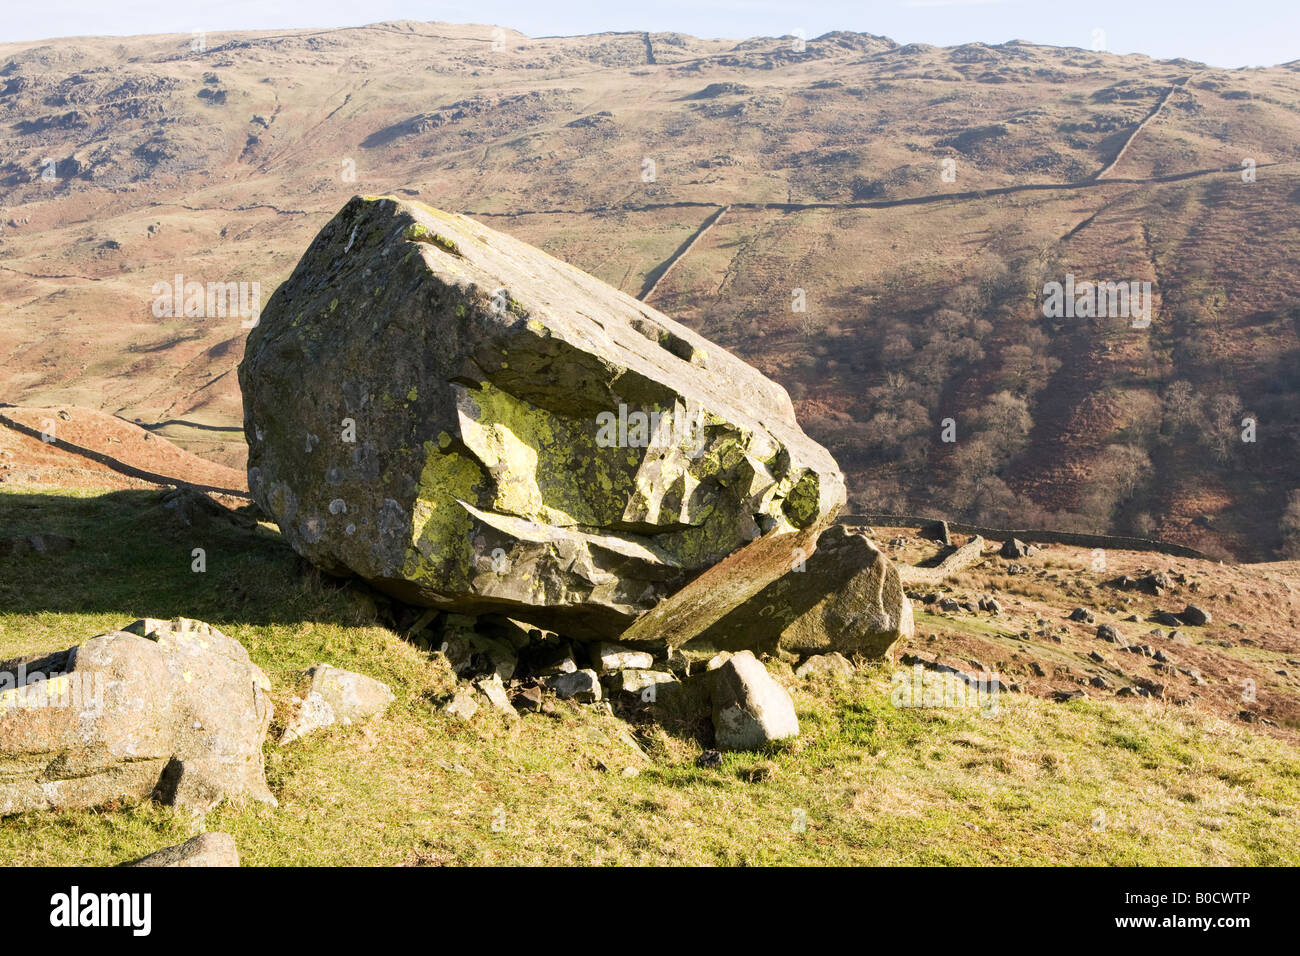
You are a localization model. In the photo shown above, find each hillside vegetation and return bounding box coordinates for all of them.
[1,486,1298,865]
[2,23,1300,558]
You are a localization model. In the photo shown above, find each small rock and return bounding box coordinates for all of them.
[591,642,655,674]
[1088,650,1106,664]
[1097,623,1121,643]
[130,833,239,867]
[440,689,479,721]
[794,652,855,679]
[1000,538,1030,558]
[1053,689,1088,702]
[512,684,544,712]
[535,653,578,677]
[710,651,799,751]
[1089,675,1112,690]
[475,674,518,716]
[1154,611,1182,628]
[279,664,395,745]
[1069,607,1096,624]
[1137,571,1172,596]
[706,651,733,671]
[547,668,602,702]
[608,669,678,698]
[1135,679,1165,699]
[1180,604,1211,626]
[696,749,723,768]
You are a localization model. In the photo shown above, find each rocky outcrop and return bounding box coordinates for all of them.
[239,196,844,641]
[0,618,275,816]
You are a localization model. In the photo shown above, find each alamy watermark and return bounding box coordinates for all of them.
[890,663,1000,716]
[0,665,104,715]
[1042,274,1152,327]
[595,402,708,458]
[151,273,261,327]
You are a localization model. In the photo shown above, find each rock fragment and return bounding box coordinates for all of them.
[709,651,799,751]
[130,833,240,867]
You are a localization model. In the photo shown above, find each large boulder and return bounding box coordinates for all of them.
[623,524,912,659]
[239,196,844,640]
[0,618,275,816]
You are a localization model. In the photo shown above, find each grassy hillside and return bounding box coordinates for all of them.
[2,485,1297,865]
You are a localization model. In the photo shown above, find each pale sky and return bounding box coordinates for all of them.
[2,0,1297,69]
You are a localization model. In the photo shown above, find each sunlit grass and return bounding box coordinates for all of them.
[1,487,1298,865]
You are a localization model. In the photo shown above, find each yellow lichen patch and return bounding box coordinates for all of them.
[782,471,823,528]
[455,382,633,527]
[402,221,462,257]
[406,440,485,588]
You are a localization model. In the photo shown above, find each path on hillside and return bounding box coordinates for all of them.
[1094,75,1195,181]
[135,418,244,433]
[462,160,1281,221]
[637,205,729,301]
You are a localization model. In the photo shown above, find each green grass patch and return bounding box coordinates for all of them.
[1,488,1298,865]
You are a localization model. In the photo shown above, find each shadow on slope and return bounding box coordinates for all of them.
[0,489,370,633]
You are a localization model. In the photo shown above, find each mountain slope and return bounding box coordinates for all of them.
[3,21,1300,557]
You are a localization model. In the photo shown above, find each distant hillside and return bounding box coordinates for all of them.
[3,21,1300,559]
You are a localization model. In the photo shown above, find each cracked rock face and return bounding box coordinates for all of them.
[0,618,275,816]
[240,196,844,639]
